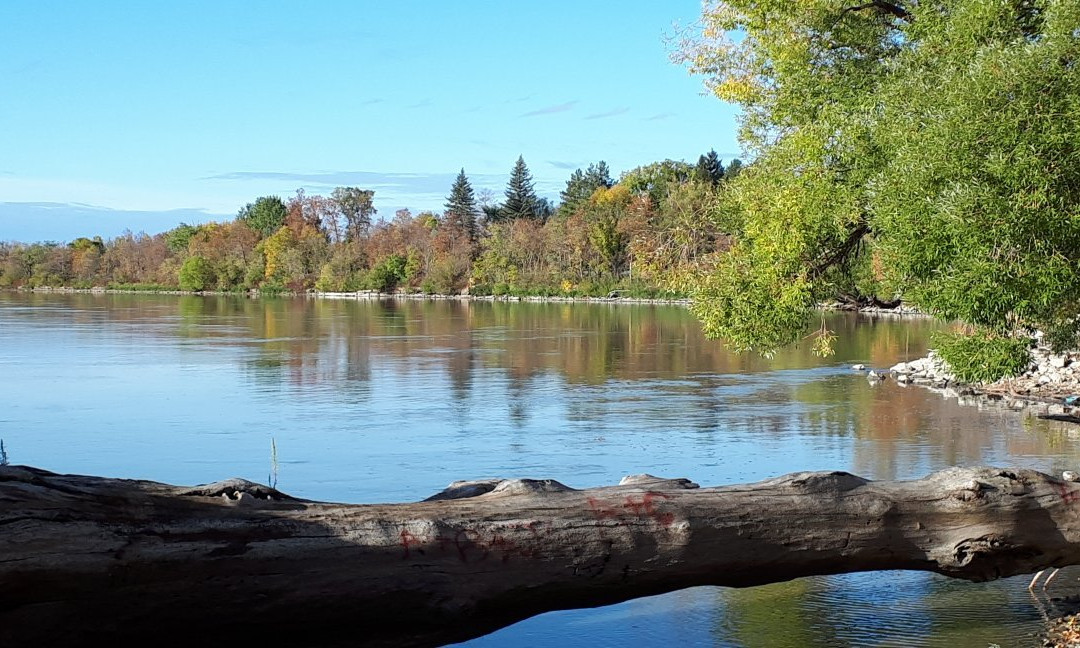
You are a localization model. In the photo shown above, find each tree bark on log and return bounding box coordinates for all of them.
[3,465,1080,647]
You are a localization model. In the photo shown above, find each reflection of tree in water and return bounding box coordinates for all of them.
[24,294,1080,479]
[714,570,1018,647]
[714,578,823,648]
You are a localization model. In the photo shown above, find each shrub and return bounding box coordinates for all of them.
[178,256,215,292]
[366,254,408,293]
[931,329,1031,383]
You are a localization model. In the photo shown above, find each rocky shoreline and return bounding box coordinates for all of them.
[858,345,1080,418]
[20,286,941,311]
[1044,609,1080,648]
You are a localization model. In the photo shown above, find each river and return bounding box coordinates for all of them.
[2,292,1079,646]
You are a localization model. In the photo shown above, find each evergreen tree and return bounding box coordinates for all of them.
[725,158,744,179]
[443,168,479,243]
[501,156,542,221]
[481,204,503,225]
[694,150,724,186]
[559,161,614,216]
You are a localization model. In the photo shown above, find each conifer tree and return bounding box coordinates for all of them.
[443,168,479,243]
[559,161,614,216]
[694,150,724,186]
[501,156,542,221]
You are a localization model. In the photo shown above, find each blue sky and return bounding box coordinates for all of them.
[0,1,739,242]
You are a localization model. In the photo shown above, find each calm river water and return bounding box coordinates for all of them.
[3,292,1080,647]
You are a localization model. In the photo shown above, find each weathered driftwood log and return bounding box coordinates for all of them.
[3,465,1080,647]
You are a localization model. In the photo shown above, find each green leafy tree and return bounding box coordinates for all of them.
[367,254,409,293]
[443,169,479,244]
[499,156,542,221]
[331,187,376,242]
[237,196,288,238]
[164,223,200,254]
[69,236,105,254]
[678,0,1080,370]
[620,160,695,204]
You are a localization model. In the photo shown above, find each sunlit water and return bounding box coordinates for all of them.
[3,292,1080,647]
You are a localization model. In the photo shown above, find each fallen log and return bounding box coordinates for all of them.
[3,465,1080,647]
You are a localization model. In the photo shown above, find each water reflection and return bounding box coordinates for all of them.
[4,292,1080,647]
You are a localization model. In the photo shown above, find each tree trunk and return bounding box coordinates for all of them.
[3,465,1079,647]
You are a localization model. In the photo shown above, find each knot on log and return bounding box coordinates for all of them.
[425,478,573,501]
[948,534,1033,579]
[176,478,293,501]
[619,474,699,489]
[952,480,991,502]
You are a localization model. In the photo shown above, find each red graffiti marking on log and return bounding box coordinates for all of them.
[587,492,675,527]
[399,529,421,559]
[1055,483,1080,505]
[623,492,674,525]
[587,497,620,519]
[427,524,547,563]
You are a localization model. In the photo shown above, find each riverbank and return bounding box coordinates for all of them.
[14,285,694,306]
[19,286,937,311]
[865,345,1080,418]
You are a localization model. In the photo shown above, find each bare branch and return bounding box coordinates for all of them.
[807,220,871,281]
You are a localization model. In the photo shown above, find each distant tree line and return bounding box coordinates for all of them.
[0,152,743,298]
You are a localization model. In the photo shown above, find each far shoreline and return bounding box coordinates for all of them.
[8,285,930,316]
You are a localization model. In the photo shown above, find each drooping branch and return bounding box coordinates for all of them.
[3,465,1080,647]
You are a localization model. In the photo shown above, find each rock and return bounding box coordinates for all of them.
[852,364,866,371]
[891,362,909,373]
[1052,355,1069,369]
[896,373,910,383]
[867,370,884,383]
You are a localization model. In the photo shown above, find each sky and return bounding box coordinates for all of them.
[0,1,740,243]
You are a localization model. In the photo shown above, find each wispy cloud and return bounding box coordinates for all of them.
[521,101,577,117]
[645,112,676,121]
[547,160,578,170]
[203,170,513,197]
[359,98,383,106]
[586,107,630,120]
